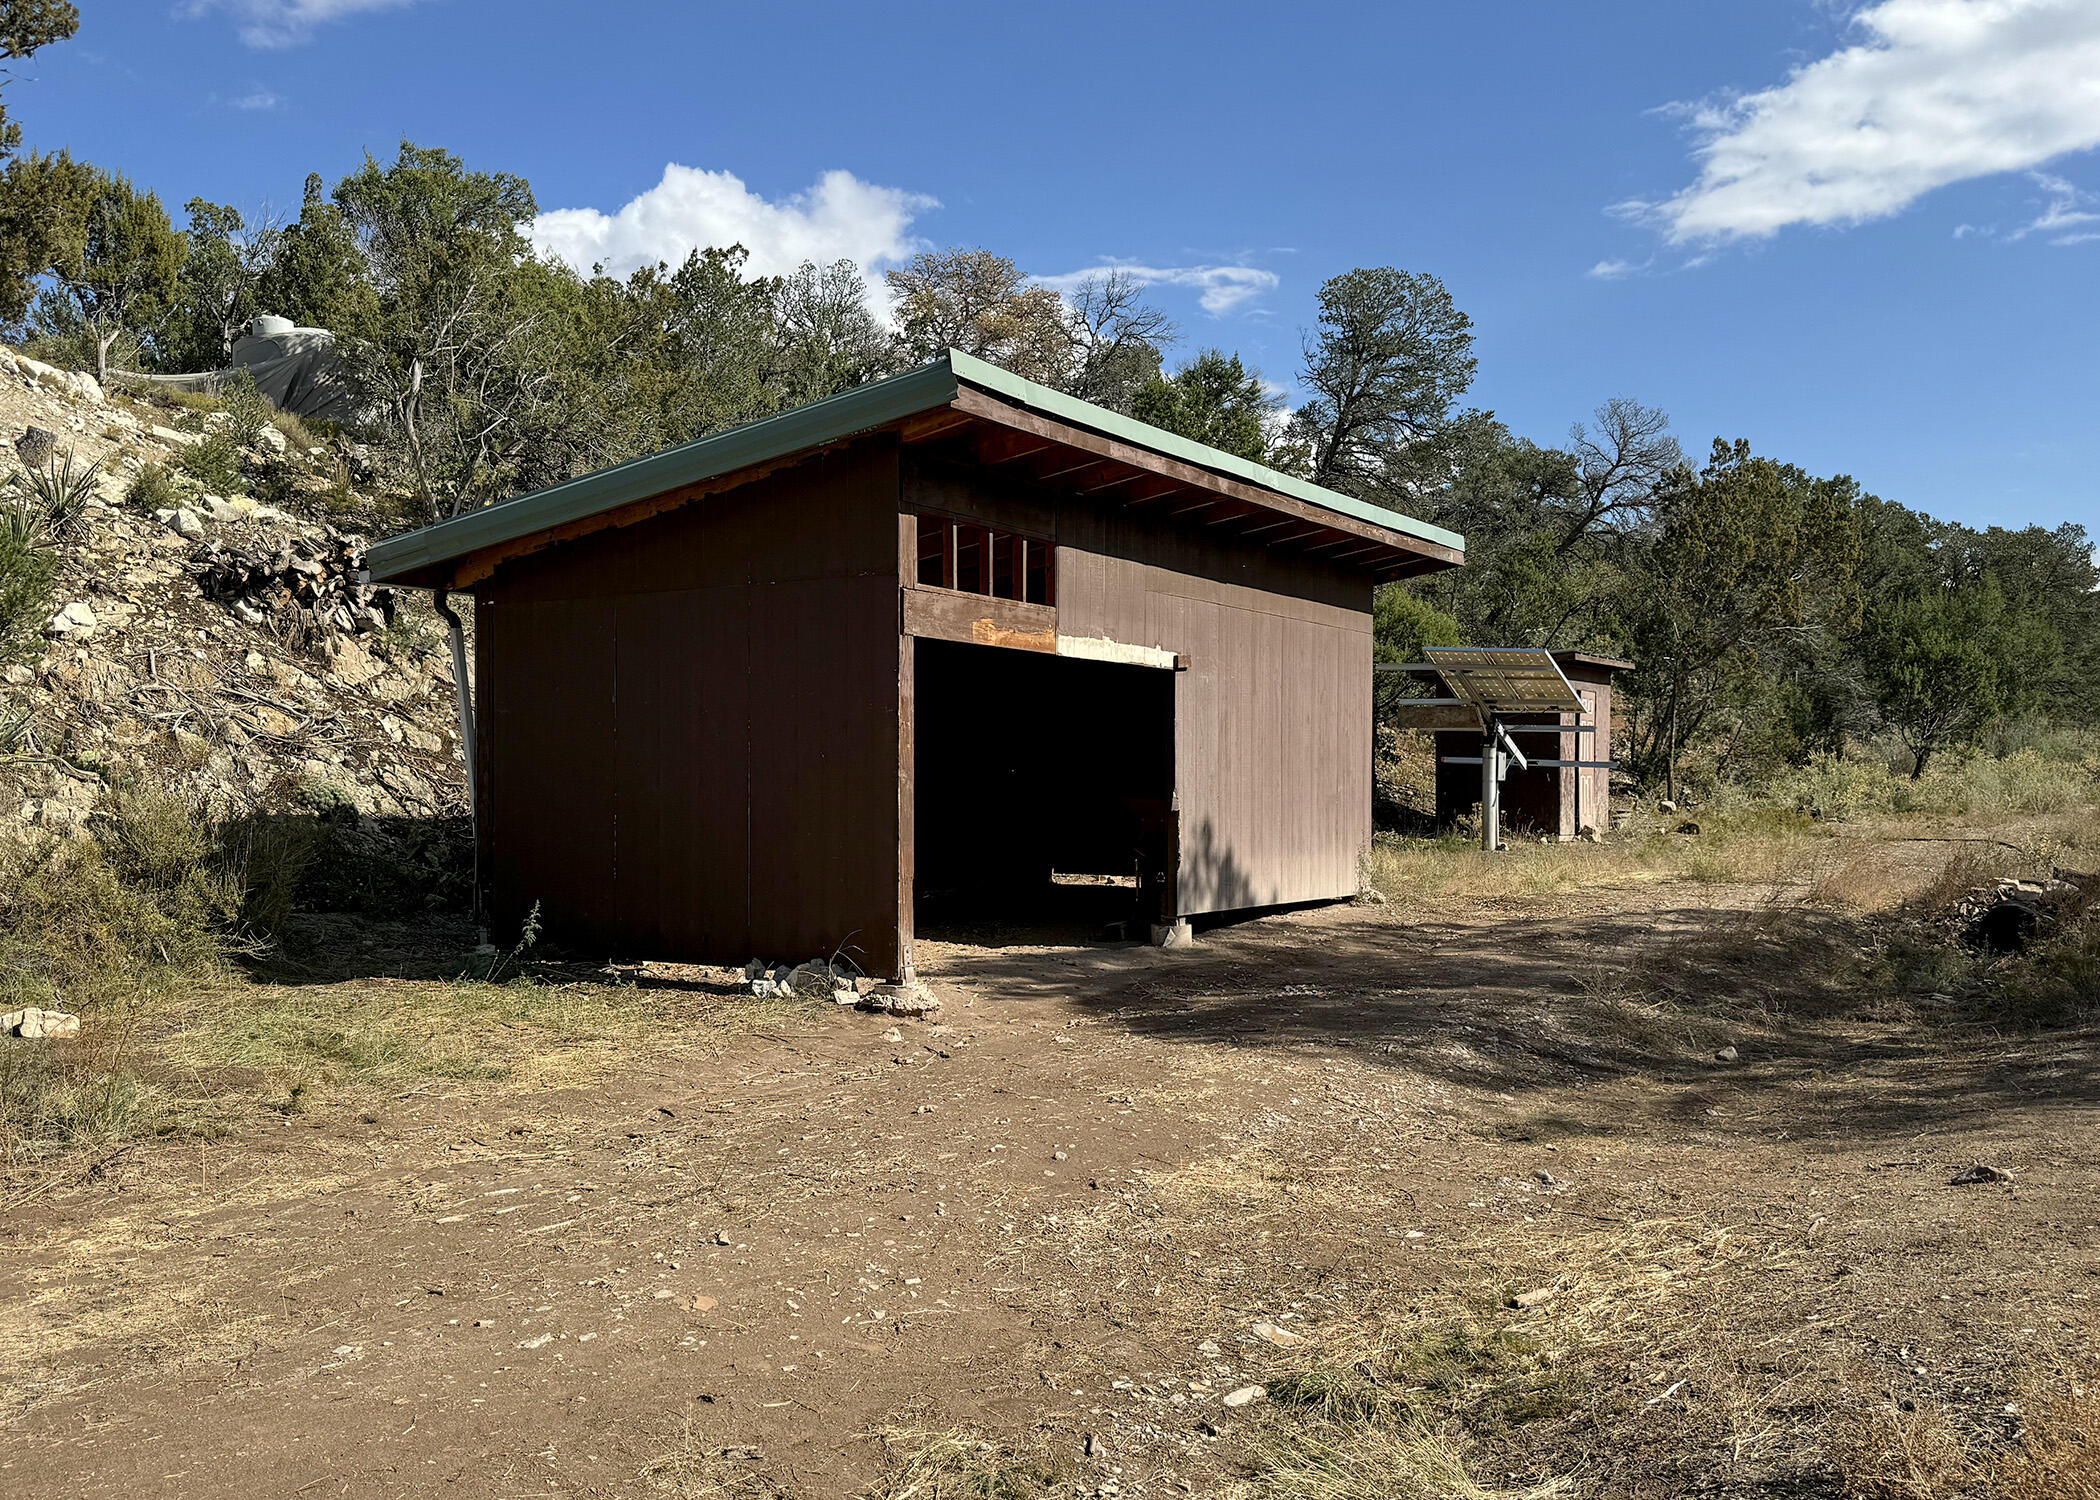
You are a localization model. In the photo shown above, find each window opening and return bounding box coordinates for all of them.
[913,512,1054,605]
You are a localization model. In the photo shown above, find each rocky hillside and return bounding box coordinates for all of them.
[0,347,468,846]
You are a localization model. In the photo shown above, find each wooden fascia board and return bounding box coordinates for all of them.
[440,436,863,589]
[949,386,1462,573]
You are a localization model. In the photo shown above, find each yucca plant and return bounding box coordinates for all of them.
[11,451,104,544]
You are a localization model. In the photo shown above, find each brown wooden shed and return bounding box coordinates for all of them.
[365,351,1465,978]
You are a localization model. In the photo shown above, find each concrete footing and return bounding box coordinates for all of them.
[1150,920,1194,949]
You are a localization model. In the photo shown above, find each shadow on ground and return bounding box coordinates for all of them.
[927,895,2100,1145]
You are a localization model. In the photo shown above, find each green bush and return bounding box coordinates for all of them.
[0,824,233,1019]
[175,429,245,494]
[216,369,275,450]
[125,459,178,512]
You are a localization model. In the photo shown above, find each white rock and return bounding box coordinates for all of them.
[149,424,203,449]
[46,600,96,637]
[254,424,287,455]
[2,1007,81,1040]
[1221,1385,1266,1408]
[860,980,941,1018]
[156,507,205,539]
[206,495,259,522]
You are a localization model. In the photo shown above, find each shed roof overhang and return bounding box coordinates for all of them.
[364,349,1465,589]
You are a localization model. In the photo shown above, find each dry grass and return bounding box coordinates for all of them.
[641,1419,797,1497]
[868,1423,1066,1499]
[156,974,808,1112]
[1842,1373,2100,1499]
[1362,810,1829,910]
[1221,1421,1570,1500]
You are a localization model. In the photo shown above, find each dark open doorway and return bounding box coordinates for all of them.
[912,638,1176,943]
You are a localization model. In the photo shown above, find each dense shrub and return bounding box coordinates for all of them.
[174,428,245,494]
[124,458,178,511]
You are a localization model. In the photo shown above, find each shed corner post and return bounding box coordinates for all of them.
[894,505,917,984]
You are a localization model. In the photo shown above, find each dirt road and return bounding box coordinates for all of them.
[3,882,2092,1497]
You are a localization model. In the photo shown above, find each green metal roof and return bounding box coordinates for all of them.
[365,349,1462,585]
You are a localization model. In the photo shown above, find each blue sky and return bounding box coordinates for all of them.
[31,0,2100,534]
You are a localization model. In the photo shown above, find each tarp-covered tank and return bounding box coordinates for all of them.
[124,315,363,424]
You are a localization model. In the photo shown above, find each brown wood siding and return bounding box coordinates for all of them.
[476,439,905,973]
[903,452,1374,916]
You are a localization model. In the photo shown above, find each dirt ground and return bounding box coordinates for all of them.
[2,867,2094,1498]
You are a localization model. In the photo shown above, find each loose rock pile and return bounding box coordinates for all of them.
[188,526,395,647]
[744,958,863,1004]
[741,958,942,1016]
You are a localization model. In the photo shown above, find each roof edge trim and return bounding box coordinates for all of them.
[365,358,961,583]
[944,349,1464,555]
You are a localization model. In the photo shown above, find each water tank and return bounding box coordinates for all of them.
[249,314,296,339]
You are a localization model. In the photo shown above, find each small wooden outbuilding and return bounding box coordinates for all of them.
[366,351,1464,978]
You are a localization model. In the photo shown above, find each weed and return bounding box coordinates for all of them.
[484,900,541,983]
[0,500,56,663]
[1842,1373,2100,1499]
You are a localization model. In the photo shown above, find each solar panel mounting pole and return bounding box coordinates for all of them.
[1481,715,1500,852]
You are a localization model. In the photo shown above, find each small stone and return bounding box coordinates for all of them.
[1948,1164,2012,1185]
[714,1230,732,1245]
[1509,1288,1555,1309]
[1221,1385,1266,1408]
[45,601,96,637]
[1534,1168,1556,1185]
[1715,1046,1739,1063]
[1252,1321,1305,1346]
[1083,1433,1105,1460]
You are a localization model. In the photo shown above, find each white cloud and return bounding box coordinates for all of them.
[531,166,936,301]
[184,0,431,49]
[229,89,282,111]
[1035,260,1280,316]
[1587,257,1651,280]
[1633,0,2100,244]
[2011,171,2100,241]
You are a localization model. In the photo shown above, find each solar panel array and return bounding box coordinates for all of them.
[1420,647,1585,715]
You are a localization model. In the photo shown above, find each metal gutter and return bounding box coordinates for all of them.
[366,350,1462,586]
